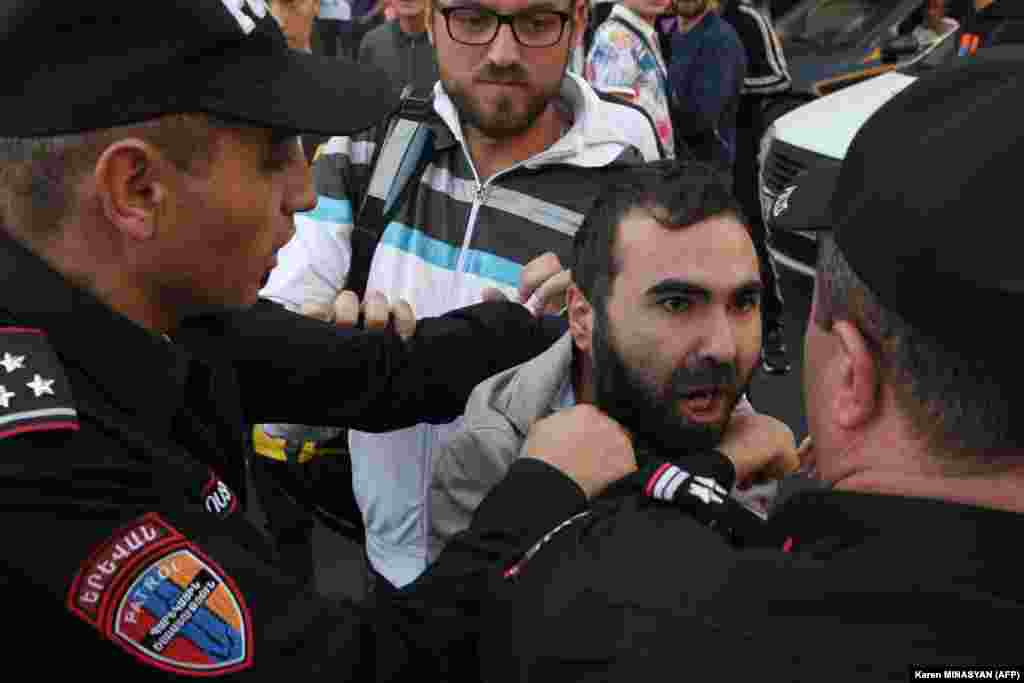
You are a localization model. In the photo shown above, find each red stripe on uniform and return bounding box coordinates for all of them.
[0,420,79,440]
[0,327,45,334]
[645,462,673,497]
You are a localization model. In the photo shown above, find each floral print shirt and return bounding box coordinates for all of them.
[585,4,675,158]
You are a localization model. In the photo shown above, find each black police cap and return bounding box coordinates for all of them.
[771,46,1024,349]
[0,0,400,138]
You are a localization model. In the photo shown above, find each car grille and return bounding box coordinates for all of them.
[759,139,839,278]
[762,144,806,197]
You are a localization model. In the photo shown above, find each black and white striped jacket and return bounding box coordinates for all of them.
[723,0,792,96]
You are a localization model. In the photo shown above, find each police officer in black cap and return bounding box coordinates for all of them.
[0,0,631,679]
[471,46,1024,681]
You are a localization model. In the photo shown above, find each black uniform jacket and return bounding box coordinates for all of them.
[481,476,1024,681]
[0,234,576,680]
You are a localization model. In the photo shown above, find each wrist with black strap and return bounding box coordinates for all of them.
[639,449,735,520]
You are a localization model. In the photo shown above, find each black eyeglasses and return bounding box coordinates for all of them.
[434,4,573,47]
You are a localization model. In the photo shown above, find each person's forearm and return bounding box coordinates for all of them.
[177,299,564,430]
[381,458,587,681]
[399,458,586,608]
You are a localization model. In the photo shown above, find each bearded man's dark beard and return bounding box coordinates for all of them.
[591,308,747,466]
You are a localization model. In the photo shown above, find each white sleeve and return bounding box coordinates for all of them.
[260,213,352,314]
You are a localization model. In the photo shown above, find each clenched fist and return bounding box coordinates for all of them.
[481,251,571,317]
[522,404,637,499]
[717,411,800,485]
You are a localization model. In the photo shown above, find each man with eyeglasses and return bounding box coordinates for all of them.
[262,0,666,590]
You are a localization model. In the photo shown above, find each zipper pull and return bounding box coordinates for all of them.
[475,183,489,204]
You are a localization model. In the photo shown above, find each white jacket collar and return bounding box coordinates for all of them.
[432,71,643,171]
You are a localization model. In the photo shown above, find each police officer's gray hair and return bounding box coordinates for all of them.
[0,114,225,242]
[815,234,1016,473]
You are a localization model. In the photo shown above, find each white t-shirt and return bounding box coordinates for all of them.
[319,0,351,21]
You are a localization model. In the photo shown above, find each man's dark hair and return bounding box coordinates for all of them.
[815,234,1019,473]
[571,159,747,316]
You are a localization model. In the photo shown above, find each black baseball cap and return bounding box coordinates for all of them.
[769,46,1024,349]
[0,0,401,138]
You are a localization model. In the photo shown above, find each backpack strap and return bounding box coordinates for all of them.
[348,87,440,298]
[592,88,669,161]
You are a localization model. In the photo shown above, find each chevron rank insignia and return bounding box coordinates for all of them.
[0,327,78,439]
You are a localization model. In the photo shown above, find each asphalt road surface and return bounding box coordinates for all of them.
[749,266,813,441]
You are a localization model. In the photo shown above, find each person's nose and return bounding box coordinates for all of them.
[278,140,315,246]
[486,21,524,68]
[701,304,739,368]
[283,144,316,214]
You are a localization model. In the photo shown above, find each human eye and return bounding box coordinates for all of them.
[452,8,494,33]
[264,135,300,173]
[733,290,762,314]
[659,296,693,314]
[517,11,561,35]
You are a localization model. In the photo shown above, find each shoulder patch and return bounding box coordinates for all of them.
[0,327,78,439]
[67,513,254,677]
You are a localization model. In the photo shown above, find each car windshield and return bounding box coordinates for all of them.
[780,0,895,49]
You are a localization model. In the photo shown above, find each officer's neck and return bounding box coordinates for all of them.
[30,218,181,335]
[836,463,1024,514]
[827,421,1024,514]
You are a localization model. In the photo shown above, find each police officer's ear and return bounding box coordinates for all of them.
[567,283,595,354]
[93,139,168,242]
[828,319,882,430]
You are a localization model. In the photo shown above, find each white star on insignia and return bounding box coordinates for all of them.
[0,352,25,374]
[25,374,55,398]
[0,386,14,409]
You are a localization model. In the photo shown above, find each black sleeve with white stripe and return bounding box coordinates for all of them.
[640,450,737,525]
[640,451,773,543]
[732,3,791,96]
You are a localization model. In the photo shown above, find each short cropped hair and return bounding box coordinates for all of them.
[0,114,229,242]
[815,234,1018,473]
[571,159,746,316]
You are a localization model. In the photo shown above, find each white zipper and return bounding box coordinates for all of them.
[453,131,570,277]
[455,181,490,274]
